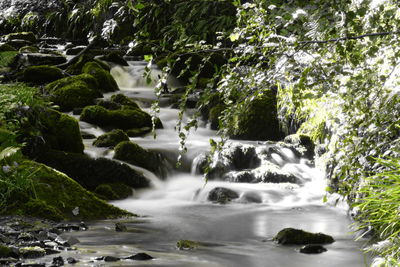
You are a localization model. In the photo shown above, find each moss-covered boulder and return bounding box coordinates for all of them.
[44,74,102,111]
[110,94,139,109]
[94,183,132,200]
[36,149,150,191]
[207,187,239,204]
[0,43,17,52]
[0,244,13,258]
[80,105,152,130]
[5,32,37,43]
[22,65,64,84]
[125,127,152,137]
[209,103,226,130]
[26,53,67,66]
[82,61,118,92]
[273,228,335,245]
[19,46,39,53]
[93,129,129,147]
[114,141,163,176]
[230,90,281,141]
[3,161,132,220]
[98,52,129,66]
[66,54,110,75]
[39,109,84,154]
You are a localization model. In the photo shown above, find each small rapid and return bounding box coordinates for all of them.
[67,61,369,267]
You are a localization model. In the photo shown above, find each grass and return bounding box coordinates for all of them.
[0,51,18,68]
[354,157,400,264]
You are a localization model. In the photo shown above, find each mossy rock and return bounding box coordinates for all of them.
[94,183,132,200]
[66,54,110,75]
[22,65,64,84]
[0,244,13,258]
[39,109,84,154]
[82,61,118,92]
[176,240,200,250]
[207,187,239,204]
[92,129,129,147]
[209,103,226,130]
[273,228,335,245]
[5,32,37,43]
[21,199,64,221]
[80,105,152,130]
[125,127,152,137]
[19,46,39,53]
[8,161,133,220]
[0,43,17,52]
[44,74,102,111]
[110,94,139,109]
[230,90,281,141]
[36,149,150,191]
[114,141,162,175]
[284,134,315,159]
[98,52,129,66]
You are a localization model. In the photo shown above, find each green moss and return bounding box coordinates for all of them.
[231,90,281,141]
[19,46,39,53]
[94,183,132,200]
[176,240,200,250]
[92,129,129,147]
[0,51,19,68]
[273,228,335,245]
[82,61,118,92]
[5,32,37,43]
[39,109,84,153]
[0,244,12,258]
[114,141,160,174]
[80,105,152,130]
[66,54,110,75]
[125,127,152,137]
[44,74,102,111]
[22,65,64,84]
[111,94,139,109]
[0,44,17,52]
[21,198,65,221]
[208,103,226,130]
[30,161,131,219]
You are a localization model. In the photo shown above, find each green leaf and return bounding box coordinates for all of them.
[229,33,240,42]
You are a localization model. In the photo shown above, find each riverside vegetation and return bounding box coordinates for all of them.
[0,0,400,266]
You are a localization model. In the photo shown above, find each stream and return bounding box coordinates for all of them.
[50,61,369,266]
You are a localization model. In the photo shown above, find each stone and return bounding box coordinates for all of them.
[0,43,17,52]
[22,65,64,84]
[82,61,118,92]
[93,129,129,147]
[229,89,282,141]
[4,32,37,43]
[26,53,67,66]
[125,252,154,260]
[284,134,315,160]
[19,246,46,258]
[95,183,132,200]
[252,163,300,184]
[176,240,199,250]
[66,257,78,264]
[51,256,64,266]
[207,187,239,204]
[115,222,128,232]
[19,46,39,53]
[0,244,13,258]
[299,244,327,254]
[98,52,129,66]
[44,74,102,111]
[273,228,335,245]
[104,255,120,262]
[65,46,86,55]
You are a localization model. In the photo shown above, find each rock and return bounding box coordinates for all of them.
[114,141,164,176]
[5,32,37,43]
[208,103,225,130]
[92,129,129,147]
[284,134,315,160]
[229,89,282,141]
[65,46,86,55]
[223,170,255,183]
[19,46,39,53]
[100,255,119,262]
[66,54,110,75]
[26,53,67,66]
[5,39,33,49]
[125,127,152,137]
[115,222,128,232]
[0,43,17,52]
[16,263,46,267]
[55,235,79,246]
[207,187,239,204]
[299,244,327,254]
[2,161,133,220]
[0,244,13,258]
[44,74,102,111]
[22,65,64,84]
[82,61,118,92]
[38,109,84,154]
[19,246,46,258]
[80,105,152,130]
[94,183,132,200]
[110,94,140,109]
[240,191,262,203]
[125,252,154,260]
[36,149,150,191]
[98,52,129,66]
[252,163,300,184]
[176,240,199,250]
[66,257,78,264]
[51,256,64,266]
[273,228,334,245]
[0,233,11,243]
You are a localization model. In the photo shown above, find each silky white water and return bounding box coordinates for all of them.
[61,61,370,267]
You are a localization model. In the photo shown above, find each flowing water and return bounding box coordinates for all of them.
[57,61,370,267]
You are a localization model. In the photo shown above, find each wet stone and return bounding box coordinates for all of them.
[16,263,46,267]
[51,256,64,266]
[115,222,128,232]
[104,255,120,262]
[67,257,78,264]
[19,246,46,258]
[125,252,154,261]
[208,187,239,204]
[299,244,328,254]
